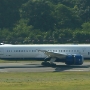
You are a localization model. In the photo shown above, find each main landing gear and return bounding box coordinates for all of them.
[41,58,56,67]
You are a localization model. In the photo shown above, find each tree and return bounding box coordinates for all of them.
[13,19,33,37]
[20,0,55,31]
[73,0,90,23]
[54,4,81,29]
[82,22,90,31]
[0,0,28,28]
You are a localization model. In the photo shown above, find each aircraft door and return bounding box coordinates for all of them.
[0,48,4,55]
[0,48,4,58]
[79,48,86,56]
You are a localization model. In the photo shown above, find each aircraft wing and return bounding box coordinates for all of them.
[38,50,67,59]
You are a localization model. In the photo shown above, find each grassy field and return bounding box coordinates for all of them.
[0,72,90,90]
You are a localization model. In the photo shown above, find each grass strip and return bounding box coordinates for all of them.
[0,72,90,90]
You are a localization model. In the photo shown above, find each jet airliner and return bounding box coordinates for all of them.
[0,43,90,66]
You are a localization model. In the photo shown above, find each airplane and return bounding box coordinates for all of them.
[0,43,90,66]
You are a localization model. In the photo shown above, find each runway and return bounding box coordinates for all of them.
[0,61,90,72]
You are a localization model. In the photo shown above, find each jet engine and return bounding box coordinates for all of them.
[65,54,84,65]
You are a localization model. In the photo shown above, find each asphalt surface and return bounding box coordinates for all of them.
[0,61,90,72]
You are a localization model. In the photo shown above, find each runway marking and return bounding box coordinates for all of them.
[64,70,89,71]
[0,69,8,72]
[65,70,84,71]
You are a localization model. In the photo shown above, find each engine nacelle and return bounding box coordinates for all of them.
[65,54,84,65]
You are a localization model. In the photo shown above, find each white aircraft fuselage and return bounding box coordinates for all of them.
[1,44,90,65]
[0,44,90,59]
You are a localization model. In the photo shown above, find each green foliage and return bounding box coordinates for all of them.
[20,0,55,31]
[82,22,90,31]
[0,0,90,44]
[54,4,81,29]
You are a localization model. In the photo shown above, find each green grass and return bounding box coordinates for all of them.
[0,72,90,90]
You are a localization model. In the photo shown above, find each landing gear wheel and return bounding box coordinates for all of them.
[41,62,50,66]
[50,63,56,67]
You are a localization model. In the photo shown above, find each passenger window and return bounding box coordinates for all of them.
[88,52,90,55]
[26,50,28,52]
[21,50,23,52]
[16,50,18,52]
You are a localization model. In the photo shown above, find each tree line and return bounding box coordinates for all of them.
[0,0,90,44]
